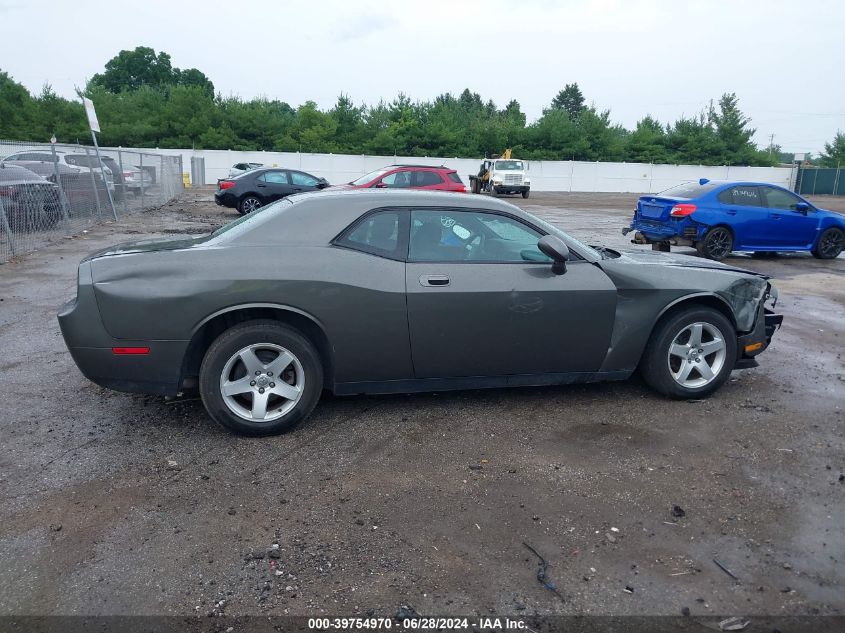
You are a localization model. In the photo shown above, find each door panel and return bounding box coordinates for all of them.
[760,186,818,247]
[405,262,617,378]
[258,170,292,201]
[716,186,768,247]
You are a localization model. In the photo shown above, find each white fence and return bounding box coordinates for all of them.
[98,147,795,194]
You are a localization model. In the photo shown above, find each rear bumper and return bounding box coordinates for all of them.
[214,191,237,207]
[624,219,705,244]
[57,267,187,397]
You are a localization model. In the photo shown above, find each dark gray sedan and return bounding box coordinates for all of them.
[58,190,782,436]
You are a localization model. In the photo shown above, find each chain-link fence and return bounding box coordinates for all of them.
[0,139,183,263]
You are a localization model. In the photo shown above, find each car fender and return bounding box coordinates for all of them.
[190,302,328,339]
[653,291,737,328]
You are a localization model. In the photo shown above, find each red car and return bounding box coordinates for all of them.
[343,164,466,192]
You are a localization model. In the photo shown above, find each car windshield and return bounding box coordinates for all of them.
[210,198,293,239]
[660,181,720,198]
[350,169,389,186]
[495,161,523,170]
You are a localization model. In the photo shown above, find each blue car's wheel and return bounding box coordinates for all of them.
[812,227,844,260]
[696,226,733,261]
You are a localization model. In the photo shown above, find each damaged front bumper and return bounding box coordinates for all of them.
[734,285,783,369]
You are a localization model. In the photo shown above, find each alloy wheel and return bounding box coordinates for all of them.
[706,228,732,259]
[667,322,727,389]
[219,343,304,422]
[820,230,844,258]
[242,197,261,213]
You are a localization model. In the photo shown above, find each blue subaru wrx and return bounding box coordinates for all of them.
[624,179,845,261]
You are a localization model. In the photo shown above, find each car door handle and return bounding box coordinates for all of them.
[292,187,303,192]
[419,274,450,287]
[726,209,737,215]
[257,183,266,188]
[771,214,782,220]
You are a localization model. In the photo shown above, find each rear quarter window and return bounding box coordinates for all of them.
[661,181,720,198]
[447,172,463,184]
[718,186,762,207]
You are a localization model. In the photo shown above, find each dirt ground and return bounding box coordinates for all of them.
[0,189,843,623]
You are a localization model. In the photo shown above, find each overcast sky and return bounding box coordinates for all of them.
[2,0,842,154]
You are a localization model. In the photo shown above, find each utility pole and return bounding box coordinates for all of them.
[768,133,775,157]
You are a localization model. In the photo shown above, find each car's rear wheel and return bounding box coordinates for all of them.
[639,306,736,399]
[812,227,844,259]
[239,195,262,215]
[696,226,734,260]
[199,320,323,436]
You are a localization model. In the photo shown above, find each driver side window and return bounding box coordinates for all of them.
[409,209,548,263]
[761,186,806,211]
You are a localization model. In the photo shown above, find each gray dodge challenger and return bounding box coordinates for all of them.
[58,189,782,436]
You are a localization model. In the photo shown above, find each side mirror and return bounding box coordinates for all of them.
[537,235,570,275]
[795,202,809,214]
[373,182,388,188]
[316,180,329,189]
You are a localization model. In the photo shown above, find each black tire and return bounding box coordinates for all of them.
[522,189,530,199]
[199,320,324,436]
[811,227,844,259]
[696,226,734,261]
[639,306,736,399]
[471,179,480,194]
[238,195,262,215]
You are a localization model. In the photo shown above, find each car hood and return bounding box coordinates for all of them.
[611,249,768,278]
[82,236,209,261]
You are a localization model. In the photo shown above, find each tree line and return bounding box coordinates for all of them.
[2,47,843,167]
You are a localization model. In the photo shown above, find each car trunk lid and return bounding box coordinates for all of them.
[636,196,685,221]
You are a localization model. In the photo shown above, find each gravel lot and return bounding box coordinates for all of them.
[0,189,843,621]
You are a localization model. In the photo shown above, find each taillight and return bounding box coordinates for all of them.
[457,185,467,193]
[112,347,150,355]
[670,203,697,217]
[219,180,236,190]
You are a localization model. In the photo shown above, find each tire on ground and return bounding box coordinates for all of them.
[238,195,262,215]
[522,189,530,199]
[199,320,324,436]
[639,306,737,399]
[696,226,734,261]
[811,227,845,259]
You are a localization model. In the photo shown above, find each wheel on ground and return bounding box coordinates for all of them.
[489,185,498,196]
[696,226,733,260]
[199,320,323,436]
[471,179,480,194]
[812,227,844,259]
[521,189,530,199]
[639,306,736,399]
[238,195,262,214]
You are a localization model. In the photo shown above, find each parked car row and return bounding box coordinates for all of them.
[215,163,466,214]
[0,155,114,232]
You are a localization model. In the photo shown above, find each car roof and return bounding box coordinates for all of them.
[388,164,453,170]
[286,186,518,210]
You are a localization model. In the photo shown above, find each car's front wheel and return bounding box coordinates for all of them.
[696,226,734,260]
[812,227,844,259]
[522,189,530,199]
[199,320,323,436]
[639,306,737,399]
[238,195,262,215]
